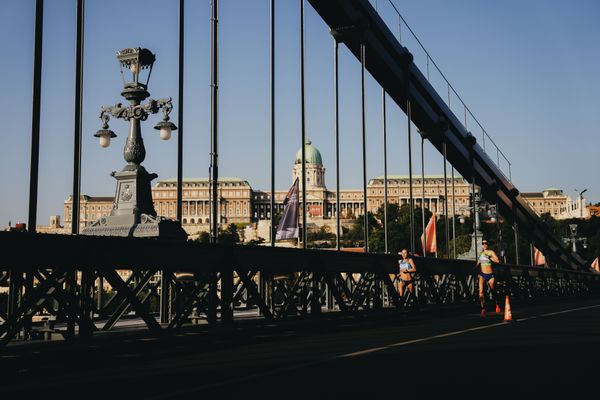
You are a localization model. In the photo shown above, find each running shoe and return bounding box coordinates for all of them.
[495,304,502,313]
[480,308,486,318]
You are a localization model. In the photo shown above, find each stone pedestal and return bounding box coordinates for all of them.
[82,214,187,239]
[458,230,483,261]
[82,165,186,240]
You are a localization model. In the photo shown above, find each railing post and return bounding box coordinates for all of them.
[97,276,104,313]
[159,271,171,324]
[326,275,334,310]
[207,271,218,325]
[220,270,233,325]
[6,271,21,327]
[374,270,383,310]
[79,267,93,339]
[311,270,321,316]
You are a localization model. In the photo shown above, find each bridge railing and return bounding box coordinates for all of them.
[1,231,598,348]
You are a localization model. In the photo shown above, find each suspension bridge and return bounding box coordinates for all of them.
[0,0,598,394]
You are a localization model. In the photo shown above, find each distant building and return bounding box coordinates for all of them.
[521,188,589,219]
[36,215,68,234]
[587,205,600,218]
[64,195,115,231]
[3,222,27,232]
[60,140,478,237]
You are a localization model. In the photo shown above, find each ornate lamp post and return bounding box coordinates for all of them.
[456,186,480,259]
[456,187,499,259]
[83,48,185,239]
[563,224,587,253]
[458,195,504,260]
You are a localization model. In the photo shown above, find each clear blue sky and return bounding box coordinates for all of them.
[1,0,599,227]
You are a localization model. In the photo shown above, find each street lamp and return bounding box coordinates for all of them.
[458,197,497,227]
[563,223,587,253]
[456,186,480,259]
[458,187,482,231]
[489,209,497,224]
[83,47,185,239]
[457,186,501,259]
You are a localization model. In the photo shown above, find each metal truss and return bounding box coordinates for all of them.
[1,231,599,349]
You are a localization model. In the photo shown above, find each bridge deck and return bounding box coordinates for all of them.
[2,298,598,396]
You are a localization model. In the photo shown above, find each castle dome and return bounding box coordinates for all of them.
[294,139,322,165]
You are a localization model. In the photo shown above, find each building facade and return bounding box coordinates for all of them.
[63,140,474,233]
[521,188,589,219]
[64,140,586,236]
[64,195,115,231]
[588,205,600,218]
[153,177,253,226]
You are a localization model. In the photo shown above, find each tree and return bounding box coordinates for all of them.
[219,223,240,244]
[451,234,473,256]
[197,231,210,244]
[346,211,380,248]
[367,203,433,254]
[307,225,336,242]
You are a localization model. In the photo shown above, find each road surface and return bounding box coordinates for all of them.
[1,298,599,397]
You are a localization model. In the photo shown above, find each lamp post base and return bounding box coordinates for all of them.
[82,214,187,239]
[458,231,483,260]
[82,163,186,240]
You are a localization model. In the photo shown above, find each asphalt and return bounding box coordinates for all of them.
[1,298,599,398]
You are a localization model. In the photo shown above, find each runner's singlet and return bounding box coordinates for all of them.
[479,251,492,267]
[399,258,411,271]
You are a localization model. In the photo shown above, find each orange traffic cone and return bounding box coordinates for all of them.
[504,294,513,322]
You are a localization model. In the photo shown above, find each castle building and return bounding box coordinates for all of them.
[64,140,582,234]
[521,188,589,219]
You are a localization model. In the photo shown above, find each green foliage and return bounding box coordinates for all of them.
[354,203,437,254]
[307,225,336,242]
[450,234,473,256]
[305,225,337,249]
[197,231,210,244]
[219,223,241,244]
[344,211,380,248]
[246,237,265,246]
[194,224,241,245]
[233,222,250,230]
